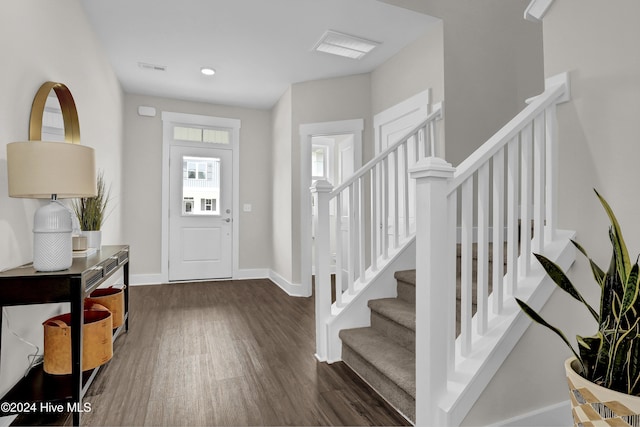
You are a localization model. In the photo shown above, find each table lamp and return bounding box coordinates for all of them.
[7,141,96,271]
[6,82,96,271]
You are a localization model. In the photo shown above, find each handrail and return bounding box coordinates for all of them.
[330,104,443,197]
[448,82,566,192]
[413,72,571,425]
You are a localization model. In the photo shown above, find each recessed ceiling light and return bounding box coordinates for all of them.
[312,30,380,60]
[201,67,216,76]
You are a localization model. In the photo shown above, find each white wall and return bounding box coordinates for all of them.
[463,1,640,424]
[123,94,272,278]
[0,0,124,397]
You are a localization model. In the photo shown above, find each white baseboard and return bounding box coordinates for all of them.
[234,268,270,279]
[487,400,571,427]
[268,270,311,297]
[130,273,163,286]
[131,269,310,298]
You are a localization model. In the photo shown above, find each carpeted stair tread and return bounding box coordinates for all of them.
[394,270,415,286]
[368,298,415,332]
[339,327,415,399]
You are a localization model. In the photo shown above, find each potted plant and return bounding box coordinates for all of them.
[72,170,111,250]
[517,190,640,425]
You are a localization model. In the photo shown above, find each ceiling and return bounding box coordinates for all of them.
[80,0,439,110]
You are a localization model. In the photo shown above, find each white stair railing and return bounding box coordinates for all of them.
[312,102,444,361]
[412,72,572,425]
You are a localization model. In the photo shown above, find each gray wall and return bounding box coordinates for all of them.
[123,94,272,277]
[464,1,640,424]
[381,0,544,166]
[271,87,293,281]
[0,0,124,396]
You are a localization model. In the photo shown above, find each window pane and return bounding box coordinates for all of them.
[203,129,230,144]
[174,126,203,142]
[312,146,326,178]
[182,156,220,216]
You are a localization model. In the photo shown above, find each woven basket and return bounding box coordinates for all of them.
[43,301,113,375]
[88,286,125,328]
[566,357,640,427]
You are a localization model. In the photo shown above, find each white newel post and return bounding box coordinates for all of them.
[409,157,455,426]
[311,179,333,362]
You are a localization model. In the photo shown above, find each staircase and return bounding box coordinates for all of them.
[339,245,507,423]
[340,270,416,421]
[312,72,574,426]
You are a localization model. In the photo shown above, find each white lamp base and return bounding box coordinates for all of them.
[33,200,73,271]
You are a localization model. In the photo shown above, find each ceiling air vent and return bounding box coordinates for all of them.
[138,62,167,72]
[312,30,380,60]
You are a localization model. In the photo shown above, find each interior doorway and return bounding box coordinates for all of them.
[300,119,363,295]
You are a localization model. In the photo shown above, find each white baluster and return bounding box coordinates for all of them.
[507,137,519,295]
[520,124,533,278]
[393,149,400,249]
[533,113,545,254]
[545,103,558,243]
[358,177,366,284]
[461,177,473,355]
[403,142,410,239]
[348,182,356,294]
[335,193,343,307]
[477,162,489,335]
[492,147,505,314]
[382,157,389,260]
[446,190,457,377]
[370,166,378,272]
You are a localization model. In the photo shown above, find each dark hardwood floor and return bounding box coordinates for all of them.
[81,279,410,426]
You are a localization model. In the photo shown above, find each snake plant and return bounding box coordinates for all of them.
[517,190,640,396]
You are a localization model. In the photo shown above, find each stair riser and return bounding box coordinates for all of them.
[371,311,415,352]
[396,281,415,304]
[342,345,415,422]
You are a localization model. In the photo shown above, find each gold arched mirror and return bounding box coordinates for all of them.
[29,81,81,144]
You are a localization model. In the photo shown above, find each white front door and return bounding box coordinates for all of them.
[169,145,233,281]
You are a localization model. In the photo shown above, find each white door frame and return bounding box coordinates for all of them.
[299,119,363,295]
[373,88,431,154]
[161,111,241,283]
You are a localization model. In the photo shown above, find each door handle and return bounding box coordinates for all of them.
[224,218,232,223]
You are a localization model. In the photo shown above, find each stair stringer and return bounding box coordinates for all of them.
[325,238,416,363]
[441,229,576,426]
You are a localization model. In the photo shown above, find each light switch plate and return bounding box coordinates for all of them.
[243,203,252,212]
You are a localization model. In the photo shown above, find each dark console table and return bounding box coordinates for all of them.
[0,245,129,426]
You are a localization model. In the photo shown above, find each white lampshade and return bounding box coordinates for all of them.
[7,141,96,199]
[6,140,97,271]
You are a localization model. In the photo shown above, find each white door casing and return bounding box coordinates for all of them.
[161,112,240,283]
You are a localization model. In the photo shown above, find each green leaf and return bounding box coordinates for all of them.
[572,239,606,288]
[596,189,631,282]
[534,253,599,322]
[621,262,640,317]
[516,298,583,366]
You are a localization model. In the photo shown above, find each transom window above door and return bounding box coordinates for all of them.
[173,125,230,145]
